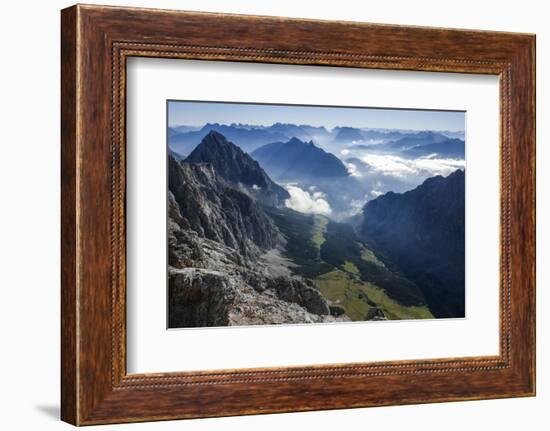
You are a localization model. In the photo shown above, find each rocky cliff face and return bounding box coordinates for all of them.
[185,130,290,207]
[169,157,280,260]
[168,152,346,328]
[168,267,336,327]
[360,169,465,317]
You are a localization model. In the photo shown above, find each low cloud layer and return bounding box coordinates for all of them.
[358,153,465,179]
[284,185,332,216]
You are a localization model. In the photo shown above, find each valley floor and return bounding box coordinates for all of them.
[316,269,433,321]
[265,208,435,322]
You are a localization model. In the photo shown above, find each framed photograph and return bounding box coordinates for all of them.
[61,4,536,425]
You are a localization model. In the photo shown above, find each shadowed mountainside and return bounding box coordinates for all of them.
[360,169,465,317]
[251,137,349,180]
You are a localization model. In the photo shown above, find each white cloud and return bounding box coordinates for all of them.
[340,149,350,156]
[345,162,362,177]
[358,154,465,179]
[350,139,384,146]
[284,185,332,216]
[370,190,384,197]
[411,156,465,176]
[350,197,368,212]
[364,139,384,146]
[358,154,416,177]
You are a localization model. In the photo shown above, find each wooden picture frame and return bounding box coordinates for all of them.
[61,4,536,425]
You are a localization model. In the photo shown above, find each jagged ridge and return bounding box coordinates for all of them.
[169,156,280,259]
[186,130,290,206]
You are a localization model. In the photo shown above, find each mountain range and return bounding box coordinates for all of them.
[168,122,465,158]
[170,123,289,155]
[377,131,450,150]
[168,129,465,326]
[402,138,465,159]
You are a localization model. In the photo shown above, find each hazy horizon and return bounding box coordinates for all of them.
[168,101,465,132]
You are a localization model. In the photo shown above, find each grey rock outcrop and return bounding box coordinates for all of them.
[169,268,236,328]
[167,160,347,328]
[265,277,330,316]
[364,307,386,321]
[329,304,346,317]
[185,131,290,207]
[169,156,280,260]
[168,267,342,328]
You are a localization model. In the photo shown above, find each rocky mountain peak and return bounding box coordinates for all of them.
[185,131,290,207]
[169,156,281,259]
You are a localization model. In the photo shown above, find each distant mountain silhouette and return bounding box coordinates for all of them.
[169,123,288,155]
[376,131,450,152]
[402,138,465,159]
[185,131,289,207]
[359,129,410,141]
[261,122,329,141]
[251,137,349,180]
[296,124,331,137]
[332,127,364,142]
[439,130,465,140]
[360,169,465,317]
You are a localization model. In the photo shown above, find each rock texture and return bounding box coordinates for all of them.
[169,268,236,328]
[364,307,387,321]
[168,146,347,328]
[168,267,340,328]
[185,130,290,207]
[169,157,280,259]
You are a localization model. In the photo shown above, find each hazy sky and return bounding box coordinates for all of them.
[168,100,465,132]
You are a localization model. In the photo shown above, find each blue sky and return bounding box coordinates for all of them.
[168,100,465,132]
